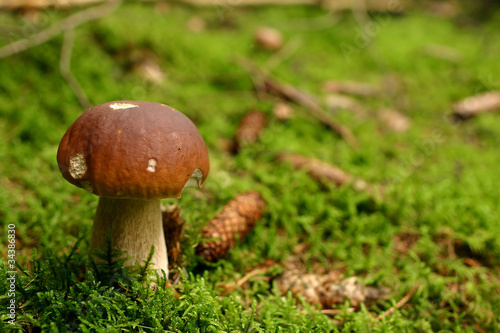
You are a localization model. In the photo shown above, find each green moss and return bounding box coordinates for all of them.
[1,2,500,331]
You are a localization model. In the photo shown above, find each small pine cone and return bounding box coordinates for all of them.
[233,111,267,153]
[196,191,265,262]
[162,205,184,268]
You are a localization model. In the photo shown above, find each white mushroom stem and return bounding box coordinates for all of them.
[90,197,168,278]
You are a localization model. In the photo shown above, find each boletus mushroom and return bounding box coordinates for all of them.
[57,101,209,277]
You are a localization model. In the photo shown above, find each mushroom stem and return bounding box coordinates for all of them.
[90,197,168,277]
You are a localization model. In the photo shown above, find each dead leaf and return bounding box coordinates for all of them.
[377,108,411,133]
[452,91,500,119]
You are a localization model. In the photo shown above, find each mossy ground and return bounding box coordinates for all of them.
[1,2,500,332]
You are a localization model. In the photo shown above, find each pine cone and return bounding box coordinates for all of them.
[162,204,184,269]
[233,111,267,153]
[196,191,265,262]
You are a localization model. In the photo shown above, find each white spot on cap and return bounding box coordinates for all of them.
[183,168,203,189]
[109,103,139,110]
[147,158,157,173]
[69,154,87,179]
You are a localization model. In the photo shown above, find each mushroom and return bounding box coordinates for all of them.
[57,101,209,277]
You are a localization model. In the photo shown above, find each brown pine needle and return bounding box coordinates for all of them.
[376,283,420,321]
[233,110,267,153]
[321,308,355,316]
[236,267,268,287]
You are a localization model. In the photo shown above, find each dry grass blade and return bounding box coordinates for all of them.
[196,191,266,262]
[219,267,269,294]
[452,91,500,120]
[376,283,420,320]
[233,110,267,153]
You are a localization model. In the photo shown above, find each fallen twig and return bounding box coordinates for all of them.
[0,0,121,59]
[325,94,367,115]
[322,81,379,97]
[0,0,103,9]
[2,0,407,10]
[237,58,358,147]
[376,283,420,320]
[277,152,368,191]
[60,29,92,109]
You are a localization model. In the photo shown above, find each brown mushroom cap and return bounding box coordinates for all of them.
[57,101,209,199]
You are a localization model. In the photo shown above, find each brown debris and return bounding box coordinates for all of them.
[264,78,358,147]
[377,108,411,133]
[323,81,379,97]
[233,110,267,153]
[196,191,266,262]
[452,91,500,120]
[278,257,389,309]
[422,43,462,63]
[325,94,367,115]
[393,232,420,255]
[0,0,102,9]
[186,16,206,33]
[254,27,284,51]
[277,152,368,191]
[161,204,185,269]
[273,102,294,121]
[129,50,165,85]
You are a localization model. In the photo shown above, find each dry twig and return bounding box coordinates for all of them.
[60,29,92,109]
[322,81,379,97]
[2,0,407,9]
[277,152,368,191]
[195,191,266,262]
[1,0,103,9]
[0,0,121,59]
[237,58,358,147]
